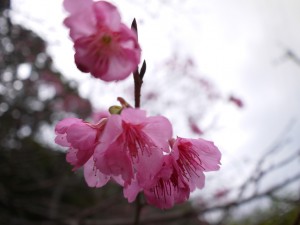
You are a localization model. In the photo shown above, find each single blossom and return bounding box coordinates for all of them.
[171,137,221,191]
[138,137,221,209]
[55,117,107,170]
[142,155,190,209]
[93,108,173,187]
[63,0,141,81]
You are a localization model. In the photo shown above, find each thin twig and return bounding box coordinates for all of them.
[199,172,300,214]
[133,193,143,225]
[133,68,143,108]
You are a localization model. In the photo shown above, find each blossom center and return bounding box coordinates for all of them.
[177,142,204,179]
[151,165,181,203]
[101,35,112,45]
[122,122,154,159]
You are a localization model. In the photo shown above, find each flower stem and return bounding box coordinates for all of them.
[133,193,143,225]
[133,68,143,108]
[131,19,146,108]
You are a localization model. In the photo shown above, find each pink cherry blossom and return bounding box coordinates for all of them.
[93,108,173,187]
[63,0,141,81]
[55,117,107,170]
[171,137,221,191]
[142,155,190,209]
[139,137,221,209]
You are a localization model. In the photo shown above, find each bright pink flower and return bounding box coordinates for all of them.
[171,137,221,191]
[94,108,173,187]
[63,0,141,81]
[140,137,221,209]
[55,117,107,170]
[142,155,190,209]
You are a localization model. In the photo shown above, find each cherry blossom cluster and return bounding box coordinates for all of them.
[55,108,221,209]
[55,0,221,209]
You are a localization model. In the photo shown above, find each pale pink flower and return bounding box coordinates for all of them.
[55,117,107,170]
[93,108,173,187]
[63,0,141,81]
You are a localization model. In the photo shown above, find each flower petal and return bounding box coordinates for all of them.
[190,138,221,171]
[63,0,96,40]
[143,116,173,152]
[84,157,110,188]
[94,140,134,184]
[66,123,97,151]
[55,118,82,134]
[123,177,142,203]
[93,1,121,31]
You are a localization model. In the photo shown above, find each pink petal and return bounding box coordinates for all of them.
[63,0,93,14]
[66,146,94,170]
[84,157,110,188]
[55,118,82,134]
[121,108,147,124]
[66,123,97,150]
[143,116,173,153]
[135,145,164,188]
[188,170,206,191]
[190,138,221,171]
[63,0,96,40]
[93,1,121,31]
[99,114,123,150]
[123,178,142,203]
[66,147,78,168]
[54,133,70,147]
[94,140,134,184]
[100,53,137,81]
[92,111,110,123]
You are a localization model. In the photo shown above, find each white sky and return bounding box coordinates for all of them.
[10,0,300,210]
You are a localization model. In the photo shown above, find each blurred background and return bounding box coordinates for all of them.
[0,0,300,224]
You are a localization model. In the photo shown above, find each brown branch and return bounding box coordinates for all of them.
[199,172,300,214]
[133,68,143,108]
[237,121,295,200]
[133,193,144,225]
